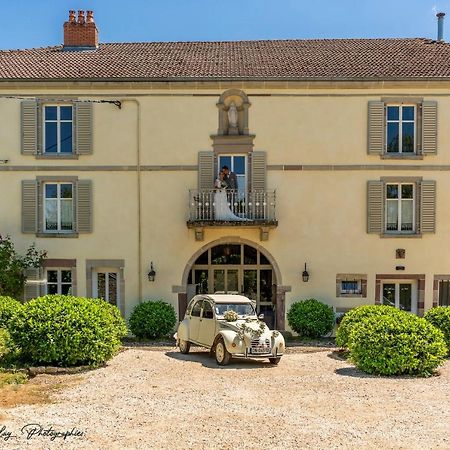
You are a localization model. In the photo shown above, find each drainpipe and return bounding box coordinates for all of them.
[437,12,445,41]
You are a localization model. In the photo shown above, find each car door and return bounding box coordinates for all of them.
[189,299,203,342]
[197,300,217,347]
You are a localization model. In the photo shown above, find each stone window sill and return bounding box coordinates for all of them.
[337,293,365,298]
[35,154,79,160]
[36,232,79,238]
[381,154,423,160]
[381,233,421,239]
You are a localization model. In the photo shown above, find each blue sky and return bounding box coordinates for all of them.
[2,0,450,49]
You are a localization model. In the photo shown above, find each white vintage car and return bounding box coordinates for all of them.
[176,294,285,365]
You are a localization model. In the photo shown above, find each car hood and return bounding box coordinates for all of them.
[219,319,272,339]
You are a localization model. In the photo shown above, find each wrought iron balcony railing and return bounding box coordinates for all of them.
[188,189,277,223]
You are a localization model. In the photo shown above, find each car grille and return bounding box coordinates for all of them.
[251,338,271,349]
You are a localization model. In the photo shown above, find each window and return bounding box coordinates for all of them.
[382,282,417,314]
[191,301,202,317]
[386,183,414,233]
[386,105,415,154]
[218,155,247,195]
[93,271,119,306]
[341,280,361,295]
[202,301,214,319]
[336,274,367,298]
[43,105,73,154]
[44,183,74,232]
[46,269,72,295]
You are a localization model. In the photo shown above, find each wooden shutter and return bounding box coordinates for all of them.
[251,151,267,191]
[420,180,436,233]
[77,180,93,233]
[23,267,41,301]
[367,101,385,155]
[198,151,215,190]
[74,102,93,155]
[22,180,38,233]
[367,181,384,233]
[21,100,38,155]
[422,101,438,155]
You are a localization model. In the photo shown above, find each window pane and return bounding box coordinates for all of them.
[47,283,58,295]
[60,122,73,153]
[386,185,398,199]
[402,122,415,153]
[260,269,273,303]
[202,301,214,319]
[387,201,398,231]
[401,200,413,231]
[191,301,202,317]
[402,106,414,121]
[387,123,399,153]
[97,273,106,299]
[234,156,246,174]
[243,269,257,300]
[399,284,412,311]
[260,252,270,265]
[45,106,57,120]
[387,106,399,121]
[244,245,257,264]
[211,244,241,264]
[61,270,72,283]
[213,270,225,292]
[401,185,413,199]
[382,284,396,306]
[194,269,208,294]
[108,273,118,305]
[60,199,73,230]
[47,270,58,283]
[194,250,208,265]
[227,269,239,292]
[60,106,72,121]
[45,184,58,198]
[60,184,73,199]
[45,122,58,153]
[45,199,58,230]
[219,156,231,173]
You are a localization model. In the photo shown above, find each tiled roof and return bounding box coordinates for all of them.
[1,38,450,81]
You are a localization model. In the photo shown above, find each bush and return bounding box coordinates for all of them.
[10,295,128,366]
[129,300,177,339]
[425,306,450,352]
[0,296,23,329]
[0,329,13,359]
[336,305,404,348]
[348,314,447,376]
[287,299,335,338]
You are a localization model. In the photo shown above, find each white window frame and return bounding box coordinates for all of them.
[43,182,74,233]
[92,269,120,306]
[381,280,418,314]
[340,280,362,295]
[45,268,72,295]
[43,104,73,154]
[385,183,415,234]
[385,104,416,154]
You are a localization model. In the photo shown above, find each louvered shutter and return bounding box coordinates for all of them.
[367,181,384,233]
[21,100,38,155]
[420,180,436,233]
[367,101,385,155]
[23,267,41,301]
[422,101,438,155]
[77,180,93,233]
[251,151,267,191]
[74,102,93,155]
[22,180,38,233]
[198,151,215,190]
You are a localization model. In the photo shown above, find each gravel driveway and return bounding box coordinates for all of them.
[2,346,450,449]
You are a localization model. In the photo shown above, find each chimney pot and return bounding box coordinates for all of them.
[437,12,446,41]
[68,10,76,22]
[64,10,98,49]
[78,10,85,24]
[86,11,94,23]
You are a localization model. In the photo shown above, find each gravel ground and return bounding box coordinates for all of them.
[1,346,450,450]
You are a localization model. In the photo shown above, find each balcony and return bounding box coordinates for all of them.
[187,189,278,241]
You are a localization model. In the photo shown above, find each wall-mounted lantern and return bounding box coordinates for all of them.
[148,262,156,282]
[302,263,309,282]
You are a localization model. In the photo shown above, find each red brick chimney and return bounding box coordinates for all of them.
[63,10,98,49]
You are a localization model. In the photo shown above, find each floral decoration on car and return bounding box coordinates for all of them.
[237,319,266,338]
[224,310,239,322]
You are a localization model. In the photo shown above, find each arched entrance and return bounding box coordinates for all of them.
[178,238,289,330]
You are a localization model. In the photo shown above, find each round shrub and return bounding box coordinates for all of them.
[0,328,13,359]
[0,296,23,329]
[348,314,447,376]
[336,305,404,349]
[287,299,334,338]
[129,300,177,339]
[10,295,128,366]
[424,306,450,352]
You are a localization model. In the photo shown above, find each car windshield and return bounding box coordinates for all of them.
[215,303,256,318]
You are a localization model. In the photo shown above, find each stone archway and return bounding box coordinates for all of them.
[177,237,290,330]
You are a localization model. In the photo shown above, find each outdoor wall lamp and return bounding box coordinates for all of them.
[148,262,156,282]
[302,263,310,282]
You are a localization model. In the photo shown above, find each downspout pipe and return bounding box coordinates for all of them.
[437,12,445,42]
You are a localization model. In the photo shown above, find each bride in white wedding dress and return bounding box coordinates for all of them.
[214,172,249,221]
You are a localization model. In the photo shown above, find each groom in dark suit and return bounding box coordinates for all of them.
[222,166,237,191]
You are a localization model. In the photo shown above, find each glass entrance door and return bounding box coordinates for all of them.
[93,270,119,306]
[213,269,239,293]
[382,281,417,313]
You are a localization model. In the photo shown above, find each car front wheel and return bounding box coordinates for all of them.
[179,339,191,354]
[215,338,231,366]
[269,357,281,365]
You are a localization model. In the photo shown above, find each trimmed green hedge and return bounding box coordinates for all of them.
[424,306,450,352]
[0,329,13,360]
[129,300,177,339]
[0,296,23,329]
[348,314,447,376]
[10,295,128,366]
[287,299,335,338]
[336,305,404,349]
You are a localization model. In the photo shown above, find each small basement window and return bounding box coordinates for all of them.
[336,274,367,298]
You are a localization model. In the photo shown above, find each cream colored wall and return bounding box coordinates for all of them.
[2,84,450,323]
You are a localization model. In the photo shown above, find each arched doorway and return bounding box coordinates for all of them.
[179,239,288,329]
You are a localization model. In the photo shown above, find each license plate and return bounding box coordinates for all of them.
[250,347,271,354]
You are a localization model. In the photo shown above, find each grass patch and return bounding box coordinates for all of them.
[0,372,28,388]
